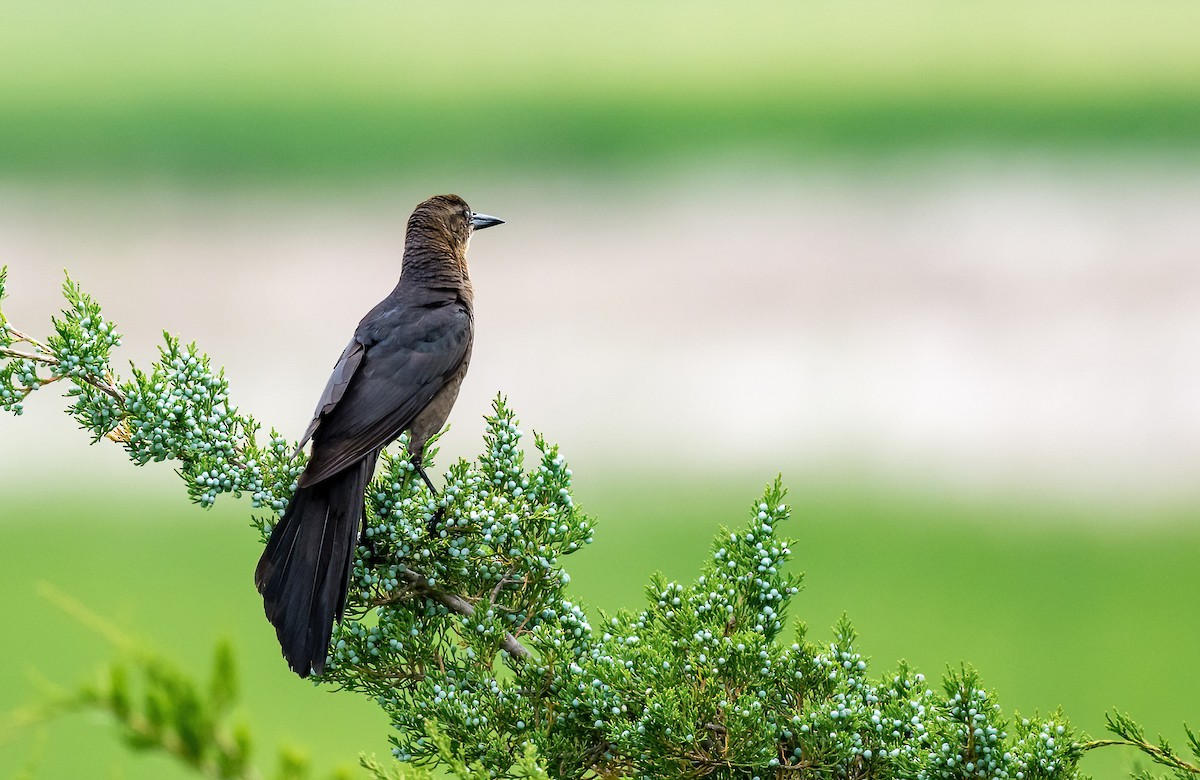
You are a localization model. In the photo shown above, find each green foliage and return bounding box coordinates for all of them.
[0,266,50,415]
[359,722,550,780]
[70,637,336,780]
[0,273,126,422]
[46,275,124,437]
[0,268,302,515]
[120,332,287,510]
[928,667,1084,780]
[1,270,1194,779]
[1085,711,1200,779]
[325,404,595,769]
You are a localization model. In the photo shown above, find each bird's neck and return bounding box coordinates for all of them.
[398,235,473,305]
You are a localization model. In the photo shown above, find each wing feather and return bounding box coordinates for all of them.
[296,338,366,452]
[298,300,471,487]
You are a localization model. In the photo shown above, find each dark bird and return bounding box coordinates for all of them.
[255,194,503,677]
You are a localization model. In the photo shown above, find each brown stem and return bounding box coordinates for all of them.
[1084,738,1200,774]
[0,345,56,364]
[82,372,126,404]
[6,327,46,348]
[396,568,532,660]
[1,343,125,404]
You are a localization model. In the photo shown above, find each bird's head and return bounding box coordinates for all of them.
[407,194,504,255]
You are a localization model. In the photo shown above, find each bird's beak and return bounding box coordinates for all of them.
[470,212,505,230]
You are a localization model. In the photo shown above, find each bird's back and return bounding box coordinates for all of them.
[256,193,497,677]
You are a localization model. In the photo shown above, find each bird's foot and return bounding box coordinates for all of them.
[426,505,446,535]
[358,532,382,563]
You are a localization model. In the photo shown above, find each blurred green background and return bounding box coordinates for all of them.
[2,1,1199,778]
[3,0,1200,181]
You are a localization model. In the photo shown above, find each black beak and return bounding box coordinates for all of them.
[470,212,504,230]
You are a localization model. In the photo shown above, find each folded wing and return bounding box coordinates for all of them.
[298,300,471,487]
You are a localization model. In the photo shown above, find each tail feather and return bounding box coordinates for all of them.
[255,457,373,677]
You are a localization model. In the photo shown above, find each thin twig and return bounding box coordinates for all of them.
[396,568,532,660]
[490,572,518,604]
[1084,738,1200,774]
[6,327,46,348]
[82,372,125,403]
[1,342,125,404]
[0,345,56,364]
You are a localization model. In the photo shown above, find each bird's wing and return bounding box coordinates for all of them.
[298,300,471,486]
[296,338,366,452]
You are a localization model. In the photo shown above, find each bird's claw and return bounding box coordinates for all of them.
[426,505,446,535]
[358,532,380,562]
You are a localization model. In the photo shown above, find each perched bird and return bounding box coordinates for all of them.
[255,194,503,677]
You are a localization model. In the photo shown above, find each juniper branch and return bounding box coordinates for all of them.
[8,267,1168,780]
[1084,710,1200,777]
[392,568,531,660]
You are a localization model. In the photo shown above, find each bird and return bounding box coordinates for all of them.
[255,194,503,677]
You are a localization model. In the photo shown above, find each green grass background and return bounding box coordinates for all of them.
[1,471,1197,779]
[1,1,1199,181]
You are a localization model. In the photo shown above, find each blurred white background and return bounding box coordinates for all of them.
[2,160,1198,504]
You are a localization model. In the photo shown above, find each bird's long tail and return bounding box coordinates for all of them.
[254,457,374,677]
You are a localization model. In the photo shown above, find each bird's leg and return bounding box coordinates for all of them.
[413,455,446,533]
[358,523,382,568]
[413,456,438,496]
[357,448,386,565]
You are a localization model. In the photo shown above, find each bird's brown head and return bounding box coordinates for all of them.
[406,194,504,256]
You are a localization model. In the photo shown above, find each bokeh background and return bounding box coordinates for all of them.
[2,2,1199,777]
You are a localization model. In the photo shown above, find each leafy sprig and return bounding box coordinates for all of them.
[1085,711,1200,779]
[2,268,1193,780]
